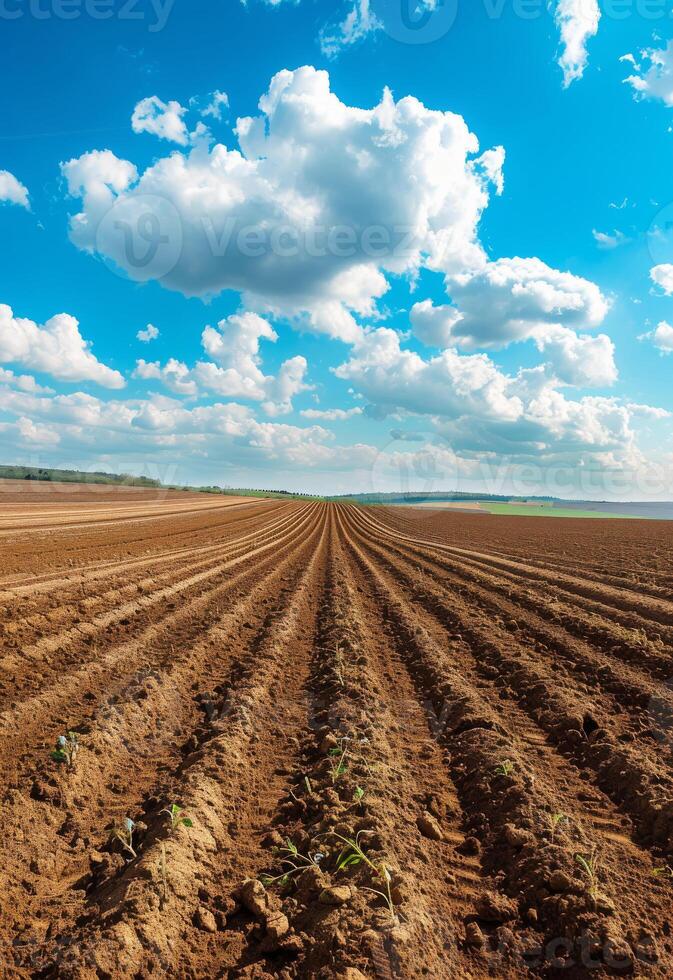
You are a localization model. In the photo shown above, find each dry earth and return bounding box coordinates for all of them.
[1,486,673,978]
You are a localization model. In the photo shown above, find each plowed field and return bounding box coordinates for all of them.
[2,489,673,979]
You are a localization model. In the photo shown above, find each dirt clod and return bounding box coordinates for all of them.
[416,811,444,841]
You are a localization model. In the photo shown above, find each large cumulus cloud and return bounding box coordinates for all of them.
[62,66,504,342]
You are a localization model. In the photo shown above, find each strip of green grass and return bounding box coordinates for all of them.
[485,503,636,519]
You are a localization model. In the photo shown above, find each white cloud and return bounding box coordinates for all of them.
[63,66,504,341]
[592,229,630,249]
[131,96,189,145]
[0,305,125,388]
[15,416,61,446]
[137,323,160,342]
[412,257,609,353]
[639,320,673,354]
[0,368,54,394]
[301,406,363,420]
[554,0,600,88]
[554,0,600,87]
[651,264,673,295]
[0,380,375,480]
[623,42,673,106]
[135,312,309,415]
[201,90,229,120]
[410,300,462,348]
[0,170,29,208]
[335,326,629,467]
[335,327,523,422]
[134,358,198,396]
[531,325,617,388]
[319,0,381,59]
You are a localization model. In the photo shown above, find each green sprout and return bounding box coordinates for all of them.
[575,848,601,902]
[331,831,396,921]
[651,865,673,880]
[549,812,568,843]
[329,738,350,783]
[494,759,515,777]
[161,803,193,833]
[51,732,79,769]
[259,839,325,889]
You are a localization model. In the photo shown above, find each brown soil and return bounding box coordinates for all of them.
[1,490,673,979]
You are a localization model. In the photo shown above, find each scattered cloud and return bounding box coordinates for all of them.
[319,0,381,59]
[592,229,630,249]
[134,312,309,415]
[300,406,363,420]
[200,90,229,120]
[0,170,29,208]
[411,257,609,352]
[639,320,673,354]
[0,305,125,388]
[554,0,601,87]
[134,358,198,396]
[131,96,189,145]
[651,264,673,295]
[623,42,673,106]
[137,323,160,342]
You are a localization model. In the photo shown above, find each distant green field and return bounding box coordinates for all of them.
[484,503,636,519]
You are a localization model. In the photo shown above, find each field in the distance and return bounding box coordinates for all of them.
[2,485,673,978]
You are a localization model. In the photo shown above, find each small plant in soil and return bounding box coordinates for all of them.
[494,759,514,777]
[575,848,601,902]
[331,831,397,921]
[329,739,350,783]
[111,817,141,860]
[161,803,193,833]
[51,732,79,769]
[549,812,568,843]
[651,865,673,880]
[260,839,325,888]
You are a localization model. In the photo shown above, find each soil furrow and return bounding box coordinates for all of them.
[338,506,672,975]
[15,505,332,978]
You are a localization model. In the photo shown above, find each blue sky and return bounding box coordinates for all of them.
[1,0,673,496]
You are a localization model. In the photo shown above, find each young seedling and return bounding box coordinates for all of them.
[346,786,366,811]
[494,759,514,777]
[161,803,193,833]
[51,732,79,769]
[111,817,140,860]
[329,738,350,783]
[259,839,325,889]
[651,865,673,880]
[575,848,601,903]
[331,831,397,922]
[549,812,569,843]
